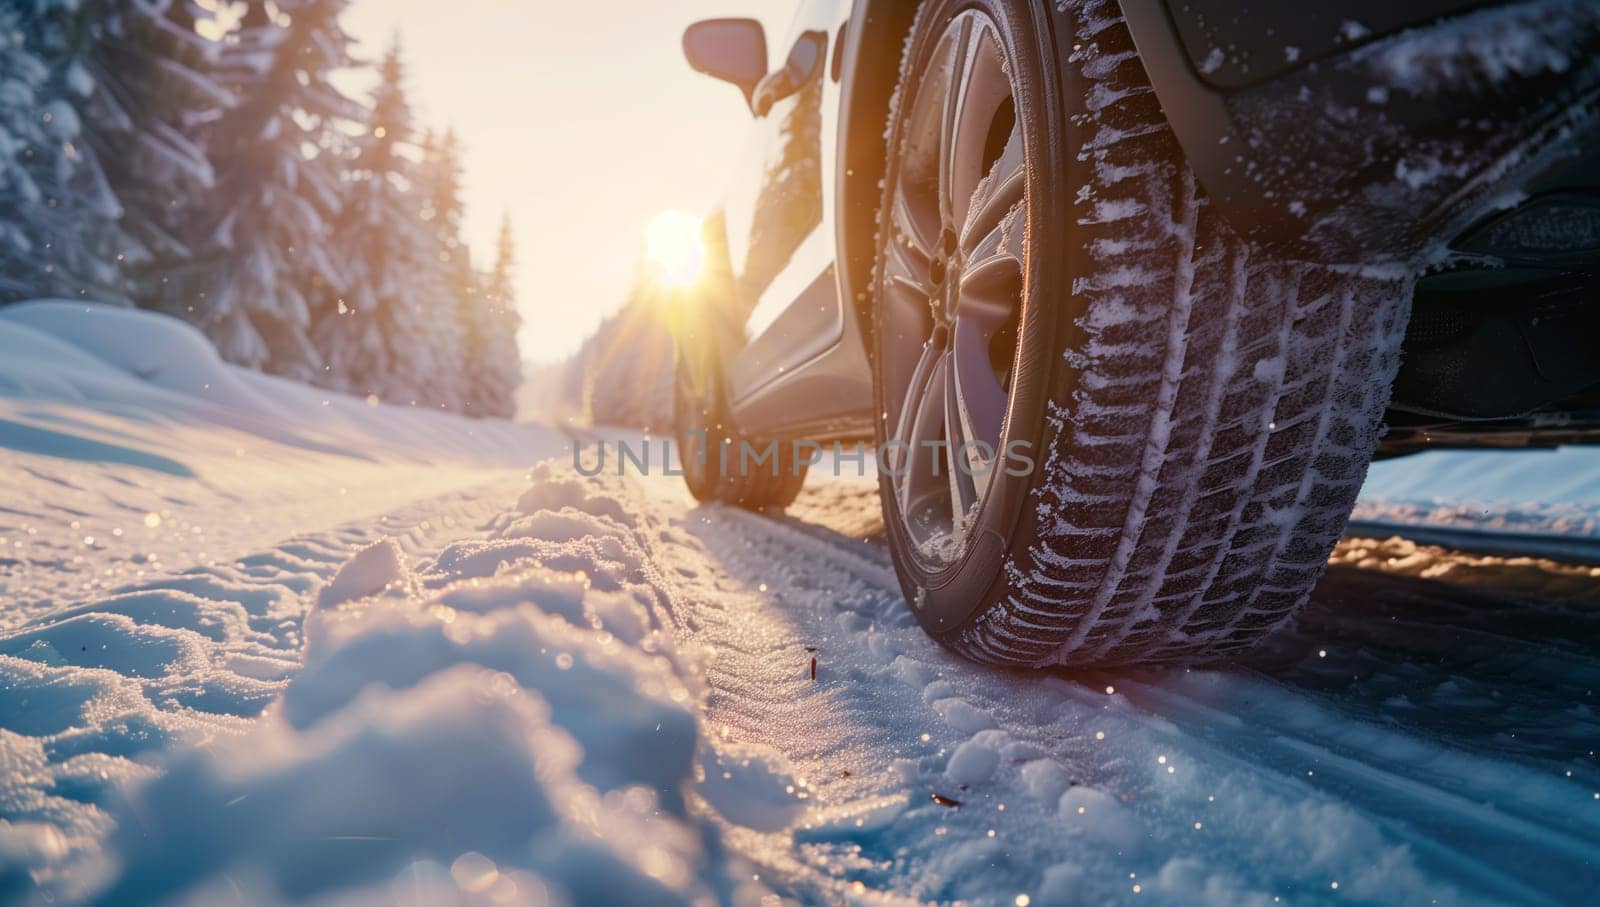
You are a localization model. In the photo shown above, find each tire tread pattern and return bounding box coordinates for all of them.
[946,0,1413,666]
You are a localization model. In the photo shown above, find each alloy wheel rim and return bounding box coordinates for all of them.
[881,10,1028,567]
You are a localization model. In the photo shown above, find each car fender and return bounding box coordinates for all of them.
[1120,0,1600,260]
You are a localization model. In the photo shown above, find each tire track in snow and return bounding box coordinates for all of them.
[0,474,530,900]
[657,473,1600,905]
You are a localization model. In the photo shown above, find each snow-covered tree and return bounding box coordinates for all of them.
[166,0,358,379]
[0,0,229,309]
[315,40,458,408]
[93,0,230,295]
[413,127,470,407]
[465,214,524,418]
[0,3,503,414]
[11,0,192,305]
[0,9,63,302]
[567,266,673,430]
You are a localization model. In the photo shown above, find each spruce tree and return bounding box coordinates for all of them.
[13,0,172,305]
[415,128,471,408]
[2,0,226,308]
[467,214,525,419]
[0,9,63,302]
[95,0,229,294]
[168,0,358,378]
[315,39,453,408]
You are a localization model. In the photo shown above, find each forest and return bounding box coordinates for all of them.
[0,0,521,417]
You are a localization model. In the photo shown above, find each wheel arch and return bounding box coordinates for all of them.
[833,0,921,365]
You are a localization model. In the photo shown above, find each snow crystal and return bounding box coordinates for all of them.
[63,62,94,98]
[1252,355,1286,385]
[40,100,79,139]
[1340,20,1372,42]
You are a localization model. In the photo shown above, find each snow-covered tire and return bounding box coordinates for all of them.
[871,0,1413,667]
[674,356,808,511]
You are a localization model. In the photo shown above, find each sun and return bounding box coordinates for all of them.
[644,210,707,288]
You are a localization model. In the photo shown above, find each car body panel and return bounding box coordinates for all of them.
[718,1,853,409]
[1159,0,1500,91]
[689,0,1600,449]
[1121,0,1600,258]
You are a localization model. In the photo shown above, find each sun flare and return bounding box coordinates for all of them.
[644,210,708,288]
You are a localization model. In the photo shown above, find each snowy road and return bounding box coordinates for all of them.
[3,306,1600,905]
[655,471,1600,906]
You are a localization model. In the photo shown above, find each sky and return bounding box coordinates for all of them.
[341,0,799,365]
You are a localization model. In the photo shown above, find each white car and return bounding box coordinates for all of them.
[672,0,1600,666]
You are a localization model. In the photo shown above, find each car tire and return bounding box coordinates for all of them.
[870,0,1414,667]
[674,354,809,510]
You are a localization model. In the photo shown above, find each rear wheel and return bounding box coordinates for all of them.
[871,0,1413,666]
[674,355,808,510]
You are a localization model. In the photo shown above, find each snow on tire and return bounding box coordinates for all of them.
[884,0,1415,667]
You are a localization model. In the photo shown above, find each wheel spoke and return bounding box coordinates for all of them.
[890,339,940,451]
[937,15,976,229]
[941,18,1009,232]
[891,176,940,261]
[896,20,961,221]
[896,348,951,522]
[960,121,1025,253]
[958,197,1024,317]
[949,321,1006,474]
[883,193,938,303]
[942,351,981,540]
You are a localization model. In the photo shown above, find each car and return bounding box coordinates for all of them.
[671,0,1600,667]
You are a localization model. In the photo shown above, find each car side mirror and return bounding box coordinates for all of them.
[683,18,768,111]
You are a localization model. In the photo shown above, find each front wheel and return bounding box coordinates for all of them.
[870,0,1413,667]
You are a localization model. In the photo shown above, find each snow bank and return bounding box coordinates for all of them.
[0,301,549,468]
[0,301,565,616]
[0,301,297,421]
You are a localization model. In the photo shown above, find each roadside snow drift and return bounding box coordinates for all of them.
[0,302,561,620]
[1358,448,1600,540]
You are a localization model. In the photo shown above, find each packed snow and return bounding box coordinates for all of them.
[3,306,1600,905]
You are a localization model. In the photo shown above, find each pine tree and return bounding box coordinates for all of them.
[315,39,456,408]
[168,0,358,378]
[95,0,229,295]
[466,214,525,418]
[12,0,151,305]
[0,9,62,302]
[577,268,673,430]
[414,128,471,408]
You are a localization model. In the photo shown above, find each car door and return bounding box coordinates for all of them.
[721,0,851,411]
